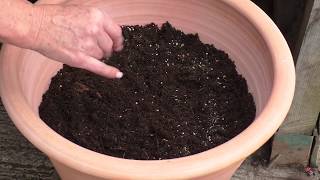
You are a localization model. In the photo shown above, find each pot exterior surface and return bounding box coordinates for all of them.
[51,159,242,180]
[0,0,295,179]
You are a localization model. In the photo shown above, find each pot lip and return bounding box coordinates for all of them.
[0,0,295,179]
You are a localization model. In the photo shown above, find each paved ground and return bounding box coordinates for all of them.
[0,101,319,180]
[233,158,319,180]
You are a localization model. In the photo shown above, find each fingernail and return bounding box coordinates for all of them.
[116,72,123,78]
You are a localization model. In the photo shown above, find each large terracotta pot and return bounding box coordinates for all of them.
[0,0,295,179]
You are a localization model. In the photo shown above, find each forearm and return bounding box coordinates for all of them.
[0,0,39,48]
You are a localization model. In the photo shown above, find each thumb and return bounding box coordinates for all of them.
[77,53,123,79]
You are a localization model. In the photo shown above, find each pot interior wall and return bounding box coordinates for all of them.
[20,0,273,122]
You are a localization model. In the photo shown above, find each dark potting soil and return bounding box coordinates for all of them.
[39,22,256,160]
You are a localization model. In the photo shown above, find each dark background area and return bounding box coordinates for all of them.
[252,0,311,62]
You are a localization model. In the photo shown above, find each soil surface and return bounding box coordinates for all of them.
[39,22,256,160]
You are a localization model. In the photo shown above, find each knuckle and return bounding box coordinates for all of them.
[85,8,104,35]
[89,7,104,22]
[72,53,85,67]
[86,24,100,35]
[83,39,95,50]
[96,50,104,59]
[70,59,81,68]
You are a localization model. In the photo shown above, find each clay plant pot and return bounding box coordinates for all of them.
[0,0,295,179]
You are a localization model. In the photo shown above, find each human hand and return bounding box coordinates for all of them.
[28,4,124,78]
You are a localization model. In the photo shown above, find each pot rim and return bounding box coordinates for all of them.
[0,0,295,179]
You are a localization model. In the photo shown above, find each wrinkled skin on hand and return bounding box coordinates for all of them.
[30,2,124,78]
